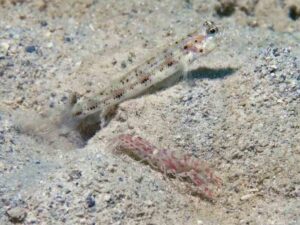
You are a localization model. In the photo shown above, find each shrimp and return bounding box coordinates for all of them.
[112,134,222,199]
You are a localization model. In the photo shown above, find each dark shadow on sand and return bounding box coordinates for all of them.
[188,67,237,80]
[145,66,238,94]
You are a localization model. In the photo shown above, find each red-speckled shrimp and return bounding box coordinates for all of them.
[112,134,222,199]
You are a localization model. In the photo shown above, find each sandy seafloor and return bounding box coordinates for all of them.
[0,0,299,224]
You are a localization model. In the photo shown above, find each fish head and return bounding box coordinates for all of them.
[183,20,221,56]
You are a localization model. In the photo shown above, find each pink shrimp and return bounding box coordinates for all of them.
[112,134,222,199]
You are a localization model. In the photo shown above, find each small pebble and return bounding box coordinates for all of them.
[240,193,256,201]
[0,161,6,171]
[6,207,27,223]
[40,20,48,27]
[197,220,204,225]
[112,58,117,65]
[0,42,9,58]
[121,61,127,69]
[144,200,154,207]
[46,42,54,48]
[104,194,112,202]
[49,102,55,108]
[86,194,96,208]
[64,37,72,42]
[25,45,37,53]
[68,170,82,181]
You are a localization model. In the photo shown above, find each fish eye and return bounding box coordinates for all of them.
[203,20,219,35]
[208,28,217,34]
[207,26,219,35]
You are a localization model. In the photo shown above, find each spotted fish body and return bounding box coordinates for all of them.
[68,21,221,128]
